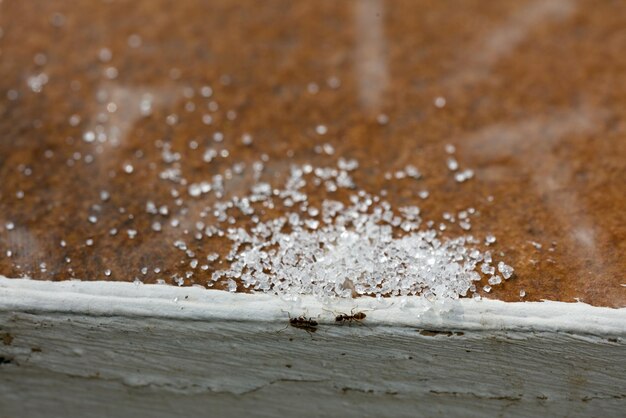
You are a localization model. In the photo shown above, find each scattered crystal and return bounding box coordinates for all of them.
[454,169,474,183]
[488,275,502,285]
[498,261,514,279]
[241,133,253,145]
[127,34,142,48]
[98,48,112,62]
[83,131,95,143]
[200,85,213,97]
[447,158,458,171]
[481,263,495,275]
[0,70,517,303]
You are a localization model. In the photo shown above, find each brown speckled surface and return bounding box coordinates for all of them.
[0,0,624,306]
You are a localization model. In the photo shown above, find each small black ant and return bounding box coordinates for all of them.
[336,310,367,324]
[289,314,319,333]
[325,308,369,325]
[279,312,318,335]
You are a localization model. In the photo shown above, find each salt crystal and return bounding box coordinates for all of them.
[338,158,359,171]
[127,34,142,48]
[166,114,178,126]
[188,183,203,197]
[404,165,421,179]
[200,86,213,98]
[315,125,328,135]
[305,219,319,230]
[202,114,213,125]
[241,133,253,146]
[498,261,514,279]
[488,275,502,285]
[481,263,495,275]
[98,48,112,62]
[207,253,219,262]
[83,131,96,143]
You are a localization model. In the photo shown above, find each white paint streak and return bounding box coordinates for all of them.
[450,0,577,85]
[459,107,617,297]
[353,0,388,112]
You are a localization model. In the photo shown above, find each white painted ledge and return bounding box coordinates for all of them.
[1,277,625,418]
[0,277,624,335]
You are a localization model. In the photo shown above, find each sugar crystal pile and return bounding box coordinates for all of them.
[208,160,513,300]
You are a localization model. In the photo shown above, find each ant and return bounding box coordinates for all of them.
[289,314,319,333]
[325,308,369,325]
[278,312,318,336]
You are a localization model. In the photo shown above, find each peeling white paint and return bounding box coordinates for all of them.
[0,277,624,417]
[0,277,624,335]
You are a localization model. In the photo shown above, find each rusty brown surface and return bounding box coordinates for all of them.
[0,0,624,306]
